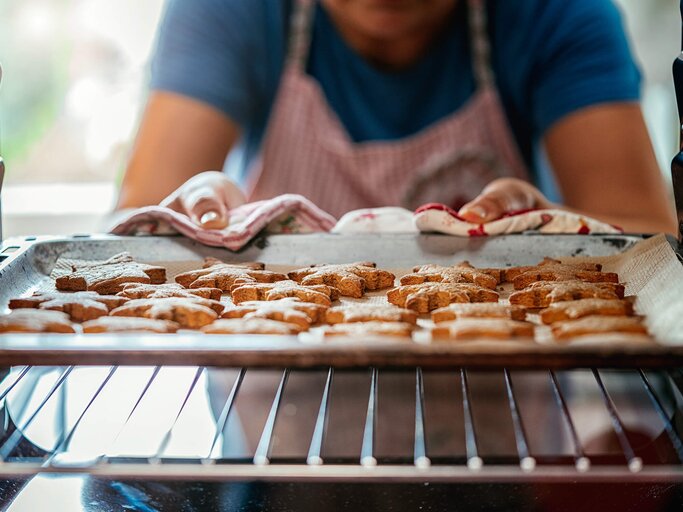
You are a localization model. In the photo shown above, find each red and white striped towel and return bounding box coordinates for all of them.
[109,194,337,250]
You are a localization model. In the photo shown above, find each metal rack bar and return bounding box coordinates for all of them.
[0,366,73,461]
[101,366,161,463]
[307,367,333,466]
[205,368,246,461]
[0,366,31,403]
[639,369,683,462]
[548,370,590,472]
[360,368,378,467]
[460,369,482,470]
[45,366,117,465]
[414,367,430,468]
[253,369,289,466]
[152,367,205,462]
[503,369,535,472]
[593,369,642,472]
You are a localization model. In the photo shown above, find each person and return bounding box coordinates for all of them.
[117,0,676,234]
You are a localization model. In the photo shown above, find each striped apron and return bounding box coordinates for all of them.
[247,0,530,218]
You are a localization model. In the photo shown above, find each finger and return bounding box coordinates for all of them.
[181,187,230,229]
[459,182,536,223]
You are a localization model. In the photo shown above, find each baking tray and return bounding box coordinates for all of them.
[0,232,682,369]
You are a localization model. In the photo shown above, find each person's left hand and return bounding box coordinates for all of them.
[457,177,554,223]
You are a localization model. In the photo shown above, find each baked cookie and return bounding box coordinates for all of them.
[387,283,499,314]
[0,309,76,333]
[512,266,619,290]
[55,252,166,294]
[540,298,635,325]
[509,281,625,308]
[9,291,128,322]
[82,316,179,333]
[400,262,498,290]
[322,321,414,338]
[288,262,395,298]
[431,318,535,341]
[119,282,222,301]
[502,258,602,283]
[551,315,648,340]
[325,304,417,325]
[175,259,286,292]
[117,283,224,314]
[431,303,527,323]
[231,280,339,306]
[202,318,302,335]
[110,297,218,329]
[222,298,327,330]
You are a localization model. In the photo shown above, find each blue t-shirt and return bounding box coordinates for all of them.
[150,0,641,201]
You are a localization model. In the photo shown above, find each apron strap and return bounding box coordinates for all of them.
[287,0,316,71]
[468,0,495,88]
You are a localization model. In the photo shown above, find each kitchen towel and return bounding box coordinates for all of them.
[109,194,337,250]
[110,196,621,250]
[413,203,622,236]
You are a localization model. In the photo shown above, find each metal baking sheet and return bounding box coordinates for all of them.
[0,233,682,369]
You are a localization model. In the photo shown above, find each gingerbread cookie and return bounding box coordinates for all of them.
[502,258,602,283]
[175,259,286,292]
[400,262,497,290]
[512,265,619,290]
[288,262,395,298]
[0,309,76,333]
[110,297,218,329]
[231,280,339,306]
[82,316,179,333]
[202,318,302,335]
[9,291,128,322]
[431,318,534,341]
[119,282,222,301]
[509,281,625,308]
[540,298,635,325]
[551,315,648,340]
[387,283,499,314]
[222,298,327,330]
[325,304,417,325]
[322,321,414,338]
[55,252,166,294]
[117,283,224,314]
[431,303,527,323]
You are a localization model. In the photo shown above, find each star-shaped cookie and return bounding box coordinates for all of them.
[325,304,417,325]
[118,282,222,301]
[431,318,535,341]
[0,309,76,333]
[551,315,648,341]
[9,291,129,322]
[82,316,180,333]
[202,318,302,335]
[431,303,527,323]
[509,281,625,308]
[222,298,327,330]
[502,258,603,283]
[387,283,499,314]
[117,283,224,313]
[175,259,286,292]
[322,321,415,338]
[539,298,634,324]
[55,252,166,294]
[231,280,339,306]
[110,297,219,329]
[400,262,498,290]
[288,262,395,298]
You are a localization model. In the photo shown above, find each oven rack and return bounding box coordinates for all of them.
[0,366,681,482]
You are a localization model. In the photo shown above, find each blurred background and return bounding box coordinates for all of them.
[0,0,679,238]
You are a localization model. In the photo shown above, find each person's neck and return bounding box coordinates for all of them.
[321,4,457,71]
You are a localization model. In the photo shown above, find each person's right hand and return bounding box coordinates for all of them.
[160,171,247,229]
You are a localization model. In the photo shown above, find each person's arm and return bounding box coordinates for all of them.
[459,103,676,235]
